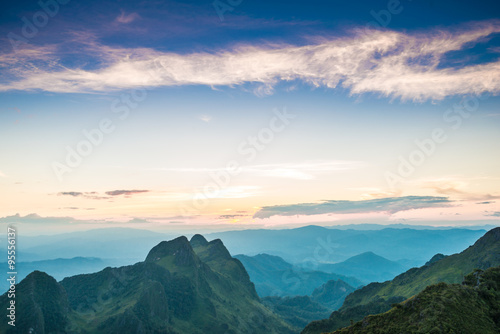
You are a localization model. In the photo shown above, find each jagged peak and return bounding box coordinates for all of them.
[483,227,500,241]
[190,234,209,248]
[24,270,57,283]
[145,236,199,267]
[206,239,232,259]
[425,253,447,266]
[470,227,500,250]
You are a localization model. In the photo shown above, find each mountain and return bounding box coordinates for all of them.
[235,253,363,297]
[1,270,70,333]
[311,279,356,310]
[263,296,332,331]
[0,257,111,294]
[262,279,356,332]
[318,252,406,284]
[0,235,293,334]
[329,266,500,333]
[0,228,175,263]
[302,227,500,334]
[209,226,487,265]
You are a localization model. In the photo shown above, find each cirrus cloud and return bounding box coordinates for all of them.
[253,196,455,219]
[1,21,499,100]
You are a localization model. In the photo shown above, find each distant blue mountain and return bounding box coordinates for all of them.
[235,253,363,297]
[318,252,407,283]
[0,257,112,293]
[209,226,487,265]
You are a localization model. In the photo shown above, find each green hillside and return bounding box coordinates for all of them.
[235,253,363,297]
[302,227,500,334]
[330,266,500,334]
[311,279,356,310]
[0,235,293,334]
[342,226,500,309]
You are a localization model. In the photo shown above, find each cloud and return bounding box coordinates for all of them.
[58,191,109,200]
[485,211,500,217]
[1,21,500,100]
[115,11,141,24]
[127,218,151,224]
[0,213,76,224]
[59,192,84,197]
[243,161,362,180]
[152,160,362,180]
[253,196,455,219]
[218,214,249,219]
[199,114,212,122]
[58,190,149,199]
[0,170,6,177]
[477,201,495,205]
[105,190,150,196]
[422,178,467,195]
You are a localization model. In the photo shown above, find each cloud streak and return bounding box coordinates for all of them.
[485,211,500,217]
[253,196,455,219]
[150,160,362,180]
[1,22,499,100]
[57,190,149,199]
[105,189,150,196]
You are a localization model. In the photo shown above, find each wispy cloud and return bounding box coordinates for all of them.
[57,190,149,199]
[1,21,499,100]
[199,186,259,199]
[115,11,141,24]
[150,160,362,180]
[0,170,6,177]
[218,214,249,219]
[244,161,362,180]
[485,211,500,217]
[422,178,468,195]
[59,191,84,197]
[253,196,455,219]
[198,114,212,122]
[105,189,149,196]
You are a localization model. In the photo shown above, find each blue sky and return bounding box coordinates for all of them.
[0,0,499,233]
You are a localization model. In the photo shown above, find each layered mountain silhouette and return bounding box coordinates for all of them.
[235,253,362,297]
[329,265,500,333]
[317,252,406,284]
[0,235,293,334]
[262,279,356,331]
[302,227,500,334]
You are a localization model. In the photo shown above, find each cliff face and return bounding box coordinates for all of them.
[0,235,293,334]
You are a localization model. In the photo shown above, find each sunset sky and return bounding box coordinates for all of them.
[0,0,499,234]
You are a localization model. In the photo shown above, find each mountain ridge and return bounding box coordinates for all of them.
[0,235,293,334]
[302,227,500,334]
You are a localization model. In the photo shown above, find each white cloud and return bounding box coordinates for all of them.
[244,161,363,180]
[1,21,499,100]
[148,160,362,180]
[199,114,212,122]
[0,171,6,177]
[115,11,140,24]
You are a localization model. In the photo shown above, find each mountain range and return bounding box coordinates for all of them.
[0,257,113,293]
[317,252,406,283]
[208,226,486,264]
[0,235,293,334]
[329,265,500,333]
[302,226,500,334]
[234,253,363,297]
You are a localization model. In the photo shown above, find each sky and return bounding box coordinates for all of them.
[0,0,499,234]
